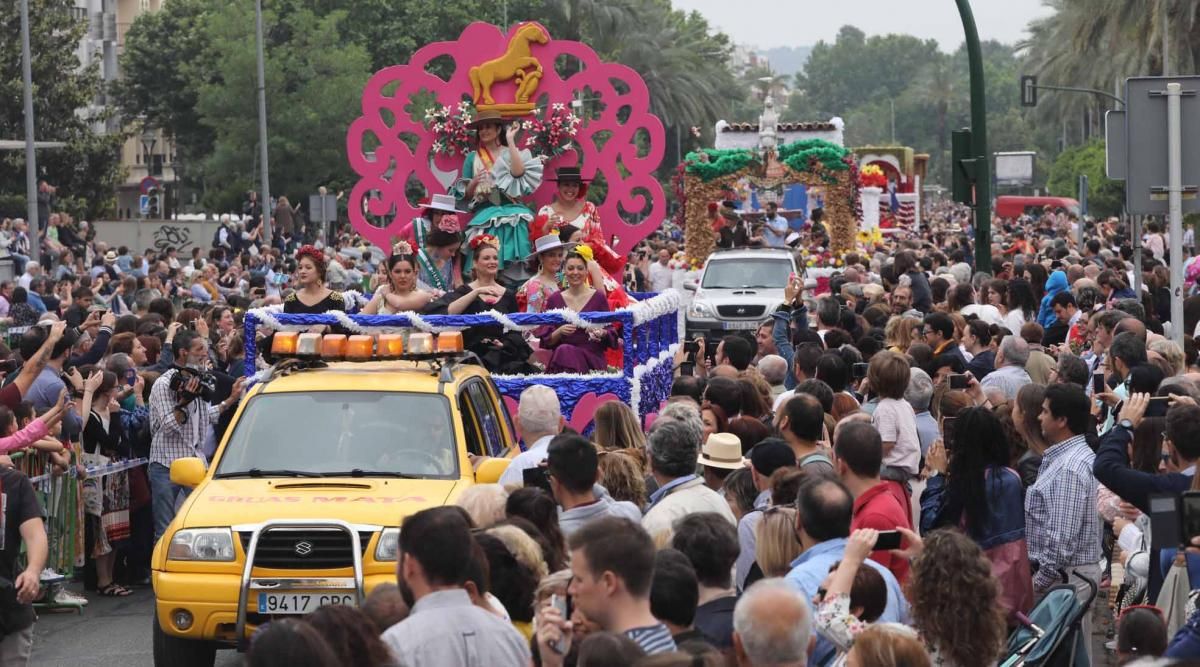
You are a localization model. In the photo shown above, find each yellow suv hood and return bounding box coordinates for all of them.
[178,478,463,529]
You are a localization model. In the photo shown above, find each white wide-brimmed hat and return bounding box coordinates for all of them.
[525,233,575,262]
[698,433,746,470]
[421,193,464,214]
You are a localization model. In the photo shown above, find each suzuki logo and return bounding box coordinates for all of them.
[294,541,314,557]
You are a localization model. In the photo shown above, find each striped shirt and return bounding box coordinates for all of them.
[626,624,677,655]
[148,369,221,468]
[1025,434,1101,591]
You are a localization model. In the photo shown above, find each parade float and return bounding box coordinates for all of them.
[242,22,679,432]
[676,95,860,265]
[853,145,930,232]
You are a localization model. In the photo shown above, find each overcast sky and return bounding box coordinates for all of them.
[672,0,1052,51]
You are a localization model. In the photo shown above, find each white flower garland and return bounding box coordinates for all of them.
[247,289,683,334]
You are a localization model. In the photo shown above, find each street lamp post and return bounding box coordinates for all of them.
[140,126,158,219]
[955,0,991,273]
[20,0,39,265]
[254,0,273,246]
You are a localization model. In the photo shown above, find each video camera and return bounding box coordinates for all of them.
[169,366,219,404]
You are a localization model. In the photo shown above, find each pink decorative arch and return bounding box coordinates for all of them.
[346,21,666,252]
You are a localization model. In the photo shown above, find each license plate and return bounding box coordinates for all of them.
[722,321,759,330]
[257,592,355,614]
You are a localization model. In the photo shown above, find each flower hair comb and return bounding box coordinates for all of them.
[436,214,460,234]
[469,234,500,251]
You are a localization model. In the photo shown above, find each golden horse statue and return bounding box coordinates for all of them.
[470,23,550,109]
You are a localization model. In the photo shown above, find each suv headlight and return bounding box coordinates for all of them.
[375,528,399,561]
[168,528,236,561]
[688,300,715,319]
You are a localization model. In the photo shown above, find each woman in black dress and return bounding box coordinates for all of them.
[283,245,348,315]
[432,234,534,374]
[80,369,132,597]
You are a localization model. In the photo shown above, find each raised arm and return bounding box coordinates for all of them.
[12,320,67,398]
[505,125,525,178]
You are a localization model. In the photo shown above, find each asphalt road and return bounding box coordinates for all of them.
[31,586,241,667]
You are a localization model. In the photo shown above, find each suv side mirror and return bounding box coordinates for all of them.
[474,457,510,484]
[684,280,698,291]
[170,457,207,488]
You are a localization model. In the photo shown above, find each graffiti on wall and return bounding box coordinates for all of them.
[153,225,192,253]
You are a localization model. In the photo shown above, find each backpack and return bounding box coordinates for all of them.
[799,452,834,470]
[212,224,225,249]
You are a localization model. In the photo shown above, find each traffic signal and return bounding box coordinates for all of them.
[148,188,161,218]
[951,129,978,206]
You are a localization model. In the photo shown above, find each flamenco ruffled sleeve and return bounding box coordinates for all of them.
[493,149,543,199]
[449,153,475,206]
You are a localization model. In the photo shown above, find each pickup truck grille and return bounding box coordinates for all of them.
[716,304,766,318]
[238,529,372,569]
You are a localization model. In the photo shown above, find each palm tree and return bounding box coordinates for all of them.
[742,64,788,102]
[1021,0,1200,130]
[540,0,637,46]
[908,55,957,159]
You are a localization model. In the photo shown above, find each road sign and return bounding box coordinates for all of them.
[1121,76,1200,215]
[309,193,339,244]
[1105,110,1126,180]
[139,195,150,216]
[308,194,338,223]
[139,176,160,195]
[995,152,1036,186]
[1021,75,1038,107]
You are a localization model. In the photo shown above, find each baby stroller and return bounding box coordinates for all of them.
[1000,570,1099,667]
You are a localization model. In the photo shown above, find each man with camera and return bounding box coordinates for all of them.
[148,330,244,541]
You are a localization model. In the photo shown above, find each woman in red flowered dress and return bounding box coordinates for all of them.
[533,167,633,368]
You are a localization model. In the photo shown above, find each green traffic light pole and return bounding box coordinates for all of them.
[955,0,990,274]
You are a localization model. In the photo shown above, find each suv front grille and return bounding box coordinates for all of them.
[238,529,372,569]
[716,304,766,318]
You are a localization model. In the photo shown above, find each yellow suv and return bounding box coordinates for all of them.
[151,355,517,666]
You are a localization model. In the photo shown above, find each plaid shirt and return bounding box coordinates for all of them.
[1025,434,1102,591]
[148,369,221,468]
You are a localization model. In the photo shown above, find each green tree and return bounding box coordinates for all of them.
[1018,0,1200,154]
[909,56,957,164]
[113,0,217,208]
[329,0,545,73]
[1046,139,1124,218]
[0,0,124,219]
[790,26,941,119]
[194,2,371,210]
[546,0,737,173]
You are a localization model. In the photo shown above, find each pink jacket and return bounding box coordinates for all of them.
[0,418,48,454]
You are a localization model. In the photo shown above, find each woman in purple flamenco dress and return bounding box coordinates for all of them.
[534,247,617,373]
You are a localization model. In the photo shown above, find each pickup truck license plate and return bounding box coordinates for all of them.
[257,592,355,614]
[722,321,759,330]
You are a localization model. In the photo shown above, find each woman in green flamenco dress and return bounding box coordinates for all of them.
[452,110,544,285]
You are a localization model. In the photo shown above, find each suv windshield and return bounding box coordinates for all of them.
[702,258,792,289]
[215,392,457,478]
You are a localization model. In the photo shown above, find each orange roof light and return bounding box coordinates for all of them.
[408,333,434,355]
[297,333,322,358]
[378,334,404,359]
[320,334,347,360]
[271,332,299,356]
[437,331,464,353]
[345,335,374,361]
